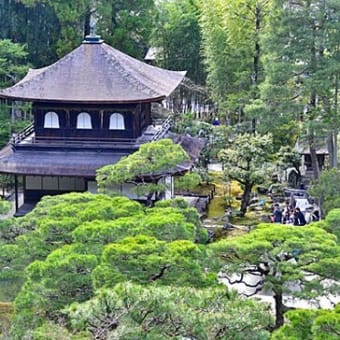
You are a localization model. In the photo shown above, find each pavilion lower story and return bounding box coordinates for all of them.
[0,148,129,215]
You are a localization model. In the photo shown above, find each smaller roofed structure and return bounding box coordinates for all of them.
[295,137,328,172]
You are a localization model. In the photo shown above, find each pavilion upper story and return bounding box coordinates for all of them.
[0,34,186,146]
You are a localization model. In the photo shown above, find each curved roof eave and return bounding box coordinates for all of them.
[0,93,167,104]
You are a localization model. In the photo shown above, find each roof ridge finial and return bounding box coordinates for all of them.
[83,8,103,44]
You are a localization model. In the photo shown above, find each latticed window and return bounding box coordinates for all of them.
[109,113,125,130]
[44,111,59,128]
[77,112,92,129]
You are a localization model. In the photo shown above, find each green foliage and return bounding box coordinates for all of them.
[323,209,340,242]
[260,0,340,168]
[72,206,201,247]
[153,198,209,243]
[0,39,31,147]
[0,192,205,300]
[0,192,211,337]
[175,172,201,191]
[1,1,59,67]
[32,321,88,340]
[97,0,156,59]
[309,168,340,214]
[218,133,274,216]
[154,196,191,210]
[276,145,302,174]
[210,125,234,157]
[272,306,340,340]
[1,0,155,63]
[0,199,11,215]
[10,244,98,339]
[97,139,189,203]
[67,283,272,339]
[173,112,213,136]
[151,0,206,84]
[199,0,273,118]
[0,39,28,87]
[0,193,143,300]
[0,243,27,301]
[92,235,214,289]
[208,223,340,328]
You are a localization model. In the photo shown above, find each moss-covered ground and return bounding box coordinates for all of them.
[204,169,271,232]
[0,302,13,339]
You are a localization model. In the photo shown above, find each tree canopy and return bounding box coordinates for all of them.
[96,139,190,205]
[0,192,216,337]
[151,0,206,84]
[218,133,274,216]
[208,223,340,329]
[67,283,272,339]
[271,306,340,340]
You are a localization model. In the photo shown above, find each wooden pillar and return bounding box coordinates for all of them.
[14,175,19,212]
[100,110,104,128]
[133,104,140,138]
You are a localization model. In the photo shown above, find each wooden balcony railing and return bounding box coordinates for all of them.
[152,116,173,141]
[10,123,34,146]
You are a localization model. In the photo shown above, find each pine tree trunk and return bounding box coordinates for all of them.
[274,292,285,329]
[308,22,320,179]
[327,129,338,168]
[334,128,338,168]
[146,192,154,207]
[240,183,252,217]
[331,72,339,168]
[309,139,320,179]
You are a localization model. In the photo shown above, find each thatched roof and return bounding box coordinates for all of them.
[0,38,186,104]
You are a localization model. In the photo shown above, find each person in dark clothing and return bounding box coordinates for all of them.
[212,117,220,126]
[311,209,320,221]
[272,204,283,223]
[282,210,293,224]
[294,207,306,226]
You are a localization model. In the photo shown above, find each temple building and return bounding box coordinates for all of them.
[0,34,203,215]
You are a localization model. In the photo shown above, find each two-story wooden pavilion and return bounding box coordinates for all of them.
[0,34,202,215]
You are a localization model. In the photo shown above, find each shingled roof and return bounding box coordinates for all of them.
[0,38,186,104]
[0,134,205,177]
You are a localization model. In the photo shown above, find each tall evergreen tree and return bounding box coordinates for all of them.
[97,0,156,59]
[151,0,206,84]
[259,0,340,176]
[0,0,59,67]
[199,0,272,124]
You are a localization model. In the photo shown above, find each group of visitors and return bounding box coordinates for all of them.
[271,203,311,226]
